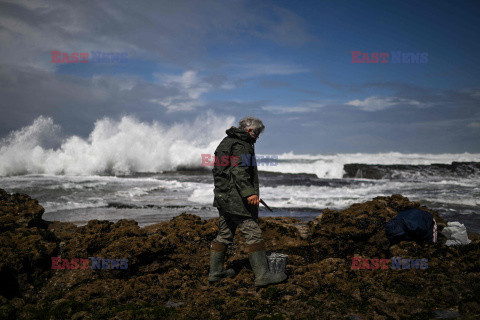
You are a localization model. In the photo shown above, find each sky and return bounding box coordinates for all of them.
[0,0,479,154]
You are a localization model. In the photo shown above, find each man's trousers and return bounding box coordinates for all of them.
[213,210,263,246]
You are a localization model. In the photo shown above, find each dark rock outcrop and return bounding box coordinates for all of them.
[0,189,479,319]
[343,161,480,179]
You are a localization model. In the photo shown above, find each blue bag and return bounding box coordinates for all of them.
[385,209,435,243]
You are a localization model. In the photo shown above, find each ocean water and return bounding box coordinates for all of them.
[1,116,479,232]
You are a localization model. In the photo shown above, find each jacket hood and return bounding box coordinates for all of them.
[226,126,256,143]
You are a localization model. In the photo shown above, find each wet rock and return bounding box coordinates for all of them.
[0,189,479,319]
[433,309,462,319]
[165,300,184,307]
[343,162,480,179]
[0,190,57,301]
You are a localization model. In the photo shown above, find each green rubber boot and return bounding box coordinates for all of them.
[247,242,287,287]
[208,242,235,282]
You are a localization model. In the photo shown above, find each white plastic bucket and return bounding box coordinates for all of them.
[267,252,288,273]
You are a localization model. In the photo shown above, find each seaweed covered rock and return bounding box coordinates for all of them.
[307,194,447,258]
[0,189,479,319]
[0,189,57,303]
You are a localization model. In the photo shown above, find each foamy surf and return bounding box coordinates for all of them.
[0,113,234,176]
[0,115,479,231]
[261,152,480,179]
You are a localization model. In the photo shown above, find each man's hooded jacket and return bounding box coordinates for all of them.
[212,127,259,218]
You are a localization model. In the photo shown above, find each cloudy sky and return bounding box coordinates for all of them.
[0,0,479,154]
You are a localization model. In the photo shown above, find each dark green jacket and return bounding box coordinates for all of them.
[212,127,259,218]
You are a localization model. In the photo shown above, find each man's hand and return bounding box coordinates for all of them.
[247,195,259,206]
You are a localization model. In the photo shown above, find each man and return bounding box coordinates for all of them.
[208,116,287,287]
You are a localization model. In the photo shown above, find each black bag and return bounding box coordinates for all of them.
[385,209,435,243]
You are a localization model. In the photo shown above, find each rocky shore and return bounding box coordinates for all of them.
[343,162,480,179]
[0,188,479,319]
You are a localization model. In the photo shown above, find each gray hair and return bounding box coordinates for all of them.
[238,116,265,134]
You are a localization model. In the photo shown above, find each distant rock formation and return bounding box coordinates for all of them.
[343,161,480,179]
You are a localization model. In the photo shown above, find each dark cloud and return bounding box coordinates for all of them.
[0,0,316,140]
[0,64,197,137]
[0,0,315,70]
[0,1,478,153]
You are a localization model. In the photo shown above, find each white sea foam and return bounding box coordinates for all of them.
[186,179,480,211]
[259,152,480,178]
[188,180,388,208]
[188,183,214,204]
[0,113,234,176]
[1,115,479,179]
[42,198,109,212]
